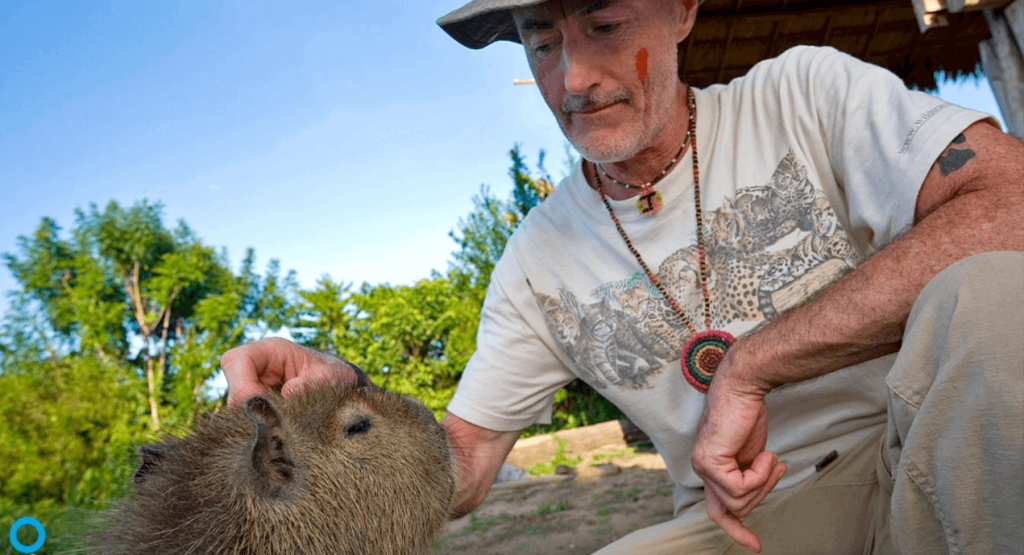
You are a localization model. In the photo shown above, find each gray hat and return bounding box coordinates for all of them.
[437,0,540,50]
[437,0,704,50]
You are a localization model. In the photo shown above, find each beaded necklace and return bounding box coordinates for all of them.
[593,87,733,394]
[597,124,692,216]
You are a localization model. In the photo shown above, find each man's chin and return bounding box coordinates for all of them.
[569,137,640,164]
[556,118,645,163]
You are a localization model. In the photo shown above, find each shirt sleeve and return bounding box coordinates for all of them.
[446,243,578,432]
[793,46,996,254]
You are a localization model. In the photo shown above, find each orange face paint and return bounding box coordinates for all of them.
[636,48,648,81]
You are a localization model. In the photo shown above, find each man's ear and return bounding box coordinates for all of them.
[674,0,699,43]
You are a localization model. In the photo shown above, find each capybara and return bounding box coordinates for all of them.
[88,362,455,554]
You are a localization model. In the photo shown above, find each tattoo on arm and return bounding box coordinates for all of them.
[937,133,976,176]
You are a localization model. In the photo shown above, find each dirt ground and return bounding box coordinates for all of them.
[428,421,677,555]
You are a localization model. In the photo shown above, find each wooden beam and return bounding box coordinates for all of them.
[717,21,739,83]
[767,20,788,59]
[679,37,693,78]
[859,8,887,59]
[911,0,950,31]
[820,14,836,44]
[947,0,1013,13]
[697,2,904,26]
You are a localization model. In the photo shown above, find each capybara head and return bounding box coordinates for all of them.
[89,365,455,555]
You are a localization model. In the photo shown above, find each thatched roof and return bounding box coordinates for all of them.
[680,0,992,90]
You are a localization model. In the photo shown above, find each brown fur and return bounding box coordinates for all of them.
[89,366,455,555]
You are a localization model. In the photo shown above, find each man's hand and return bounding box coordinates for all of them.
[220,337,361,408]
[691,350,787,553]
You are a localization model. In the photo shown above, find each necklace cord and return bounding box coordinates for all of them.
[595,87,710,332]
[591,87,733,394]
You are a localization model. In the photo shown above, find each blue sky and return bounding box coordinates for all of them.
[0,0,1007,322]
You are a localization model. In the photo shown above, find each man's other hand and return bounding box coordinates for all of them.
[691,351,787,553]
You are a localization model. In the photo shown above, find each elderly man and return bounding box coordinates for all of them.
[222,0,1024,553]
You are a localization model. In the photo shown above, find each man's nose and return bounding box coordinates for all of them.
[561,32,600,95]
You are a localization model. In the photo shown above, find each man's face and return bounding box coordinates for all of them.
[513,0,693,163]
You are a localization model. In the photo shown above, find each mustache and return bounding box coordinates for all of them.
[561,92,629,115]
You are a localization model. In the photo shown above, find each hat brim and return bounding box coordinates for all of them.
[437,0,704,50]
[436,0,547,50]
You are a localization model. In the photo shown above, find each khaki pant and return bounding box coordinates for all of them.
[594,251,1024,555]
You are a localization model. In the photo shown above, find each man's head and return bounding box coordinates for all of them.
[439,0,699,164]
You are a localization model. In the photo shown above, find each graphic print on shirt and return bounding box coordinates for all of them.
[535,152,862,390]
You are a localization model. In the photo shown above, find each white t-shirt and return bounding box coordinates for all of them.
[447,46,993,514]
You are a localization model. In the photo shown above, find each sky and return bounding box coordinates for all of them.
[0,0,1008,324]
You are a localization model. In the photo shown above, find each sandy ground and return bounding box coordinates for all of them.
[428,421,678,555]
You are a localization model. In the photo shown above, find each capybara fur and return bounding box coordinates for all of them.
[89,364,455,555]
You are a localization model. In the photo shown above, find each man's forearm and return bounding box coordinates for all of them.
[442,413,521,519]
[729,122,1024,391]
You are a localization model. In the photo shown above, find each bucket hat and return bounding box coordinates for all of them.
[437,0,704,50]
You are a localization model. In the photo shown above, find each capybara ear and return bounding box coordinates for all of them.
[345,360,377,391]
[243,396,295,496]
[133,442,168,486]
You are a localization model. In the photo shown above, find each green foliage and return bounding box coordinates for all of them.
[524,379,624,438]
[589,447,640,465]
[526,437,583,476]
[0,199,292,535]
[0,356,140,554]
[293,275,477,419]
[448,144,554,306]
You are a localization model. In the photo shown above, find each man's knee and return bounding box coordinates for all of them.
[909,251,1023,334]
[917,251,1019,317]
[889,251,1023,409]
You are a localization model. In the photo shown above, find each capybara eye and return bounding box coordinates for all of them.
[345,417,372,437]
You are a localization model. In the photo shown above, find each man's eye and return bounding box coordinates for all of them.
[534,43,554,55]
[593,23,619,34]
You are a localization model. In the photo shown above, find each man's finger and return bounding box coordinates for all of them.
[281,373,347,399]
[735,462,787,517]
[708,451,778,503]
[706,486,763,553]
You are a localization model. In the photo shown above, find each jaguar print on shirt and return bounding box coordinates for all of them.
[535,152,862,390]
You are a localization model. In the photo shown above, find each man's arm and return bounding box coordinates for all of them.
[443,413,522,519]
[734,120,1022,390]
[691,120,1024,552]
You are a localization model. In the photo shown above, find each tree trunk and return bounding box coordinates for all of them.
[146,356,160,429]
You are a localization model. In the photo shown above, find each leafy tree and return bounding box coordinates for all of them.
[0,199,293,541]
[3,200,293,428]
[448,144,555,306]
[292,275,476,420]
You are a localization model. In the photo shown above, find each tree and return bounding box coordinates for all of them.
[2,200,293,429]
[448,144,555,306]
[0,200,295,546]
[292,275,476,420]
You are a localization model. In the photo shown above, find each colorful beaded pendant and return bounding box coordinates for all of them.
[682,329,735,394]
[594,87,733,394]
[636,188,663,215]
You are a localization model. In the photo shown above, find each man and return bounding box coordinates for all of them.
[222,0,1024,553]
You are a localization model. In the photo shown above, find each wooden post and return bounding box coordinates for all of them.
[1005,0,1023,47]
[980,1,1024,139]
